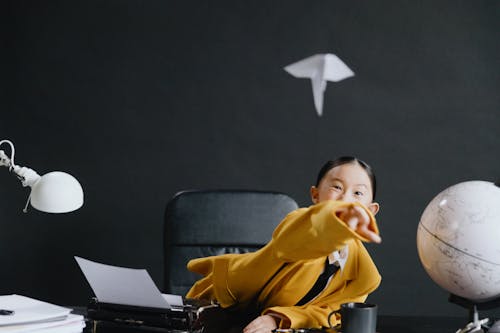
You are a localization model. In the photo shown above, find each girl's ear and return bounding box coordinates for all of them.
[368,202,380,216]
[310,186,319,204]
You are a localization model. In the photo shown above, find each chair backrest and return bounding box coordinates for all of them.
[163,189,299,296]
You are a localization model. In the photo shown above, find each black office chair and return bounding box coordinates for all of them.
[163,189,299,296]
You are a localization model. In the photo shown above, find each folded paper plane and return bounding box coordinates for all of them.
[284,53,354,116]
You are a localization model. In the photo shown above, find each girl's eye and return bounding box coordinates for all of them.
[332,185,342,190]
[354,191,364,196]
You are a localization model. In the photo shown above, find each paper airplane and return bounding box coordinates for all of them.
[284,53,354,116]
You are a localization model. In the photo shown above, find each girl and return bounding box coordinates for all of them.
[187,157,382,332]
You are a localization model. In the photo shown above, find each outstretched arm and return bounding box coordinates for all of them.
[272,200,380,261]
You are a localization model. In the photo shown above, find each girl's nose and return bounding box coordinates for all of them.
[340,194,354,203]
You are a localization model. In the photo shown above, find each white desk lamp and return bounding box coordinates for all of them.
[0,139,84,213]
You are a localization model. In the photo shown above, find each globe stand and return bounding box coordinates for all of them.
[449,294,500,332]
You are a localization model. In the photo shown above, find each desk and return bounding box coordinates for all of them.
[79,314,469,333]
[377,315,466,333]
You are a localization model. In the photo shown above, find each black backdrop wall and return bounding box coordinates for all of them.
[1,0,499,318]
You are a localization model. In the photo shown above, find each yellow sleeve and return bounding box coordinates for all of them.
[263,293,368,328]
[186,254,240,307]
[271,200,378,261]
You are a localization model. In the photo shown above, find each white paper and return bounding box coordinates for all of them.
[0,295,71,327]
[74,256,170,309]
[284,53,354,116]
[0,314,85,333]
[162,294,183,308]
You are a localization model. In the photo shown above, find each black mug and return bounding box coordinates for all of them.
[329,302,377,333]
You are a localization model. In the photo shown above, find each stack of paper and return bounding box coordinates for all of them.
[0,295,85,333]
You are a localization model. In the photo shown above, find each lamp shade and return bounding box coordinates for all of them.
[30,171,84,213]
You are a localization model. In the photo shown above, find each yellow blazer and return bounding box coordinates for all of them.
[186,200,381,329]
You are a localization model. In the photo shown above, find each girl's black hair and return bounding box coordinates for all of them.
[315,156,377,200]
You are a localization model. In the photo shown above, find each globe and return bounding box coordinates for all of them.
[417,180,500,302]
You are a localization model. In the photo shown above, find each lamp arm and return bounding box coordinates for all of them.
[0,149,11,168]
[0,139,16,168]
[11,165,41,187]
[0,140,41,187]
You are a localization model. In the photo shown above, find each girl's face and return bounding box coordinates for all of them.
[310,162,380,215]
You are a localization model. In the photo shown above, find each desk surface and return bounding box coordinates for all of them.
[377,315,466,333]
[81,315,470,333]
